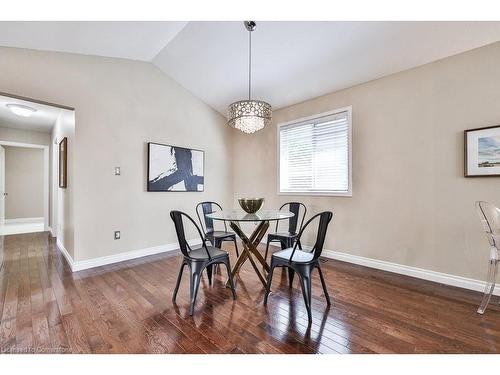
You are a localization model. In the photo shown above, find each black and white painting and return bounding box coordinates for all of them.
[147,142,204,191]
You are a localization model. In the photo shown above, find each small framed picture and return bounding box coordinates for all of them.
[465,125,500,177]
[59,137,68,188]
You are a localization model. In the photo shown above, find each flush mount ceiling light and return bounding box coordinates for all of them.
[227,21,272,134]
[6,103,37,117]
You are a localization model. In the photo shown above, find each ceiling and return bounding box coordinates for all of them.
[0,95,63,133]
[0,22,187,61]
[1,21,500,114]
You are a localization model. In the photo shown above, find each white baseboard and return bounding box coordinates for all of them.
[48,227,55,237]
[56,238,201,272]
[57,239,74,270]
[321,249,500,296]
[57,233,498,296]
[5,217,44,224]
[263,240,499,296]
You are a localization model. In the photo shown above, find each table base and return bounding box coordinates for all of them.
[225,220,270,288]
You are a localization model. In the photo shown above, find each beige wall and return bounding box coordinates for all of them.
[4,146,44,219]
[0,46,233,262]
[0,126,50,146]
[233,41,500,281]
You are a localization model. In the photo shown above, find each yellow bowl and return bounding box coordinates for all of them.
[238,198,264,213]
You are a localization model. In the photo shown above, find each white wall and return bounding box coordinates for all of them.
[0,127,50,227]
[51,110,75,256]
[0,46,233,262]
[4,146,44,219]
[232,41,500,282]
[0,126,50,146]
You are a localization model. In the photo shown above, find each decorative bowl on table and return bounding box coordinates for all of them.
[238,198,264,213]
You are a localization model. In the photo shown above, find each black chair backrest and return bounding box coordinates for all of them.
[196,201,227,234]
[170,210,211,259]
[289,211,333,262]
[276,202,307,234]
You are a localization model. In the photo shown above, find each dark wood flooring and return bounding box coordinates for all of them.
[0,232,499,353]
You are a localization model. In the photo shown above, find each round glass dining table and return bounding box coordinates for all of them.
[206,209,294,288]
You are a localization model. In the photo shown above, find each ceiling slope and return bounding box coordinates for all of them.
[1,21,500,114]
[152,21,500,113]
[0,21,187,61]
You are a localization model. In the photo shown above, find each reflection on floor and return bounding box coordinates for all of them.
[0,217,44,235]
[0,232,499,354]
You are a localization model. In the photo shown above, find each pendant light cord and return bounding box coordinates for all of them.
[248,28,252,100]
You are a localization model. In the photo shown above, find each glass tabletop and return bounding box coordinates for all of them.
[206,209,294,222]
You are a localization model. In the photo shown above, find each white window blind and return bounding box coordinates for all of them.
[279,109,351,195]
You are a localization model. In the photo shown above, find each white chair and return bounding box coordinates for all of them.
[475,201,500,314]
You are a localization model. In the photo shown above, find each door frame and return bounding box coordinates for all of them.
[0,140,50,232]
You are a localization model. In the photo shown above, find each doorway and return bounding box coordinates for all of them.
[0,93,74,238]
[0,141,49,235]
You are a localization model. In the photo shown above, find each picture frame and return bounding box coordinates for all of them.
[464,125,500,177]
[147,142,204,192]
[59,137,68,188]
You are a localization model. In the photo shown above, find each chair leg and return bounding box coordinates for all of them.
[264,262,276,305]
[478,259,499,314]
[206,264,213,286]
[288,268,295,287]
[264,239,271,263]
[213,239,222,273]
[172,262,186,303]
[222,258,237,300]
[189,264,203,316]
[317,265,331,306]
[233,237,240,257]
[298,272,312,323]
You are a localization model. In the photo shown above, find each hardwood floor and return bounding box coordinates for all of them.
[0,232,500,354]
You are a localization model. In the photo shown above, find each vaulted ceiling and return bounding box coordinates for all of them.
[1,21,500,115]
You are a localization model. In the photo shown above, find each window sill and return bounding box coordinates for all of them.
[277,191,352,197]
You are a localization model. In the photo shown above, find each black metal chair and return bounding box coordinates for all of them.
[170,210,236,316]
[264,202,307,263]
[196,201,239,257]
[264,211,333,323]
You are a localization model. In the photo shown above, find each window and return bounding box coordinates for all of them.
[278,107,352,196]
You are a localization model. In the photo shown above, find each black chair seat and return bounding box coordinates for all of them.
[206,231,236,240]
[268,232,297,240]
[272,248,314,263]
[189,246,228,260]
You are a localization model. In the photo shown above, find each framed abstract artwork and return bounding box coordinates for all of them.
[147,142,204,192]
[465,125,500,177]
[59,137,68,188]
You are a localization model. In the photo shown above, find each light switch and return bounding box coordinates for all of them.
[114,167,121,176]
[114,231,121,240]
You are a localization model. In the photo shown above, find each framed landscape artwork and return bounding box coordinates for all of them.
[147,142,204,192]
[59,137,67,188]
[465,125,500,177]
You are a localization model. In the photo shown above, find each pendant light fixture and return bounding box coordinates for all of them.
[227,21,272,134]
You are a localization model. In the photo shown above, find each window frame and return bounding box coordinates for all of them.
[276,105,352,197]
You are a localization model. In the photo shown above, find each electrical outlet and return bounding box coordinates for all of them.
[114,167,121,176]
[114,231,121,240]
